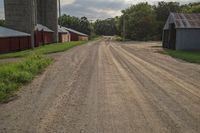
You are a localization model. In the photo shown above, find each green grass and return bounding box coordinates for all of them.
[0,54,52,102]
[162,49,200,64]
[0,41,86,59]
[0,40,90,102]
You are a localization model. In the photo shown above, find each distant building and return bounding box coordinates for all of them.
[65,28,88,41]
[0,26,31,53]
[58,26,71,43]
[163,13,200,50]
[4,0,58,43]
[34,24,54,47]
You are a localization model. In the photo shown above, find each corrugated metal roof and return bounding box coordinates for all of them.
[164,13,200,30]
[58,25,69,33]
[0,26,30,38]
[35,24,54,32]
[65,27,88,36]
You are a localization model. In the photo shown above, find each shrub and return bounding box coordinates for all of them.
[0,54,52,102]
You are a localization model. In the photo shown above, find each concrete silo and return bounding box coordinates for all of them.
[4,0,58,42]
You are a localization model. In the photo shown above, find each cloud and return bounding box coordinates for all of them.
[0,0,200,20]
[0,0,4,19]
[60,0,200,20]
[60,0,75,5]
[61,0,129,20]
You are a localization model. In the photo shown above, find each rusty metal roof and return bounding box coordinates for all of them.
[164,13,200,29]
[35,24,54,32]
[58,25,69,34]
[65,27,88,37]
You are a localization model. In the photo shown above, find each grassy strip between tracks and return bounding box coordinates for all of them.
[0,54,52,103]
[0,41,86,59]
[162,49,200,64]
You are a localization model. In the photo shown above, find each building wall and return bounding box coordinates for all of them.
[0,38,10,52]
[4,0,35,33]
[43,32,53,44]
[46,0,58,42]
[79,36,88,41]
[35,31,53,47]
[20,37,31,50]
[176,29,200,50]
[0,37,31,53]
[37,0,58,42]
[34,30,43,47]
[162,30,169,48]
[59,33,70,43]
[70,32,79,41]
[37,0,46,25]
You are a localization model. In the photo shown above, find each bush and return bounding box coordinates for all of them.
[0,54,52,102]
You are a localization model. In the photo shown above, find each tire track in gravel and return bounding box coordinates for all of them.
[109,42,200,133]
[0,39,199,133]
[37,42,100,133]
[107,44,182,133]
[121,45,200,88]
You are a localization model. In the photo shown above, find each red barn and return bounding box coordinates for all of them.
[0,26,31,53]
[34,24,54,47]
[65,28,88,41]
[58,26,71,43]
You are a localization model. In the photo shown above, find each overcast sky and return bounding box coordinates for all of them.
[0,0,199,20]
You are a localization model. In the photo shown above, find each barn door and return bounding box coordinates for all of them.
[163,30,169,48]
[169,23,176,50]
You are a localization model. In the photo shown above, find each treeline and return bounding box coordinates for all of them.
[0,19,5,26]
[119,2,200,40]
[94,18,117,36]
[57,2,200,40]
[0,2,200,40]
[59,15,119,37]
[94,2,200,41]
[59,15,91,35]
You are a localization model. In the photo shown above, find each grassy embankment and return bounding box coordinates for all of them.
[162,49,200,64]
[0,41,86,59]
[0,41,88,102]
[0,54,52,102]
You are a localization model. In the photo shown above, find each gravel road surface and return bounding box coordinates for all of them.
[0,39,200,133]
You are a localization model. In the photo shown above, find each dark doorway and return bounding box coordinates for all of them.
[163,30,169,48]
[169,23,176,50]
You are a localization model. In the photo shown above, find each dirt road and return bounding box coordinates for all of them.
[0,39,200,133]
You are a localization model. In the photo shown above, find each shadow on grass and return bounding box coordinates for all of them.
[151,46,162,48]
[158,49,200,64]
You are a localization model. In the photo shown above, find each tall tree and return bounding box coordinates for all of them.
[181,2,200,13]
[154,2,181,22]
[120,2,158,40]
[153,2,181,40]
[59,14,91,35]
[94,18,117,36]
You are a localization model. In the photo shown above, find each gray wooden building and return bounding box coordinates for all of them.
[162,13,200,50]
